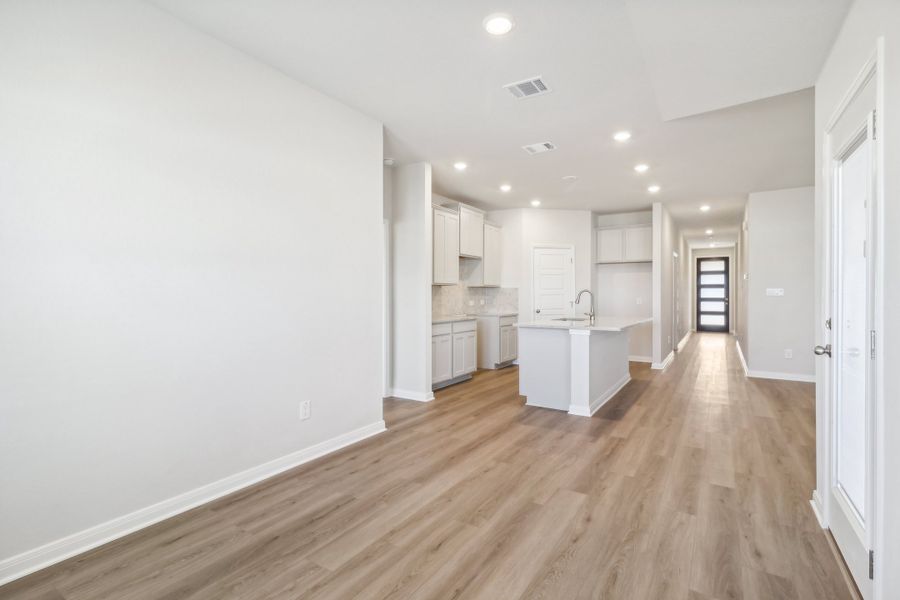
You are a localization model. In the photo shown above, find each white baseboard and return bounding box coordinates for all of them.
[651,351,674,371]
[568,373,631,417]
[389,388,434,402]
[628,355,652,363]
[810,490,826,529]
[746,370,815,383]
[0,420,386,587]
[676,331,691,352]
[735,340,749,376]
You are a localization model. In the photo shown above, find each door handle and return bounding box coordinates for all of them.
[535,309,541,313]
[814,344,832,357]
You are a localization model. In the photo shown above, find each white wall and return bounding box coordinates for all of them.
[390,163,432,400]
[736,215,750,357]
[0,0,384,580]
[815,1,900,594]
[745,187,815,378]
[652,203,680,366]
[487,209,593,321]
[594,211,653,360]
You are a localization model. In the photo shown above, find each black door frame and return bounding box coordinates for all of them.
[696,257,730,333]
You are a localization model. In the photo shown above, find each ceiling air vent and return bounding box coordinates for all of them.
[504,76,551,99]
[522,141,557,155]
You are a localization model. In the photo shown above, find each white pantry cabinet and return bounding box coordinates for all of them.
[463,222,502,287]
[458,204,485,258]
[595,225,652,263]
[433,207,460,285]
[476,314,518,369]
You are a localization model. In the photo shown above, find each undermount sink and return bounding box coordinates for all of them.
[553,317,589,322]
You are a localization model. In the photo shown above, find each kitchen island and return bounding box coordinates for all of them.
[517,316,652,417]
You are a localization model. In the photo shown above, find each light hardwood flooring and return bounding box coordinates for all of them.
[0,333,850,599]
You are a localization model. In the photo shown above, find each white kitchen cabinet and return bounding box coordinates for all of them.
[458,204,484,258]
[433,207,459,285]
[595,225,651,263]
[432,333,452,383]
[623,225,652,262]
[463,221,502,287]
[476,314,517,369]
[433,318,477,388]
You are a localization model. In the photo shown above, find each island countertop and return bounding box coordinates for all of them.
[516,316,651,332]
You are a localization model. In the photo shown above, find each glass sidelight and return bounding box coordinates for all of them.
[697,258,729,332]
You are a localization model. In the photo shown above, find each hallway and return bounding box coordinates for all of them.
[0,334,849,599]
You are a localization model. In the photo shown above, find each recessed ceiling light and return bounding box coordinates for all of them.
[647,185,661,194]
[530,199,541,207]
[500,184,512,192]
[562,175,578,181]
[705,229,713,235]
[613,131,632,142]
[453,161,467,171]
[700,204,711,212]
[483,13,514,35]
[634,164,649,173]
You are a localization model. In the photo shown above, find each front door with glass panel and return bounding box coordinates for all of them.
[697,258,729,332]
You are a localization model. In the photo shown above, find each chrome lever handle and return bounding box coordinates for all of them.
[814,344,832,357]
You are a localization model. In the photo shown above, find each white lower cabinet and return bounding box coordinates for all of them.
[432,319,477,388]
[476,314,518,369]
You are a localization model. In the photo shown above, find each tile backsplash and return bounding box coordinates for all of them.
[432,283,518,317]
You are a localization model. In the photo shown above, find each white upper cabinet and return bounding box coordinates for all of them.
[596,228,624,263]
[463,221,502,287]
[458,204,484,258]
[595,224,651,263]
[623,225,652,262]
[433,207,459,285]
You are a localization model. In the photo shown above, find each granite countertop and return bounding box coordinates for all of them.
[516,316,651,332]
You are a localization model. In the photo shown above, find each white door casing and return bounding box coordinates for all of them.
[532,245,575,321]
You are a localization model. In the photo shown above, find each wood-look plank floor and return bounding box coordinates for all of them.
[0,333,851,600]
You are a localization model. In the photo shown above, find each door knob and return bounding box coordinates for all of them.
[535,309,541,313]
[814,344,832,357]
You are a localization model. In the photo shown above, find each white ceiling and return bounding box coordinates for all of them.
[151,0,849,237]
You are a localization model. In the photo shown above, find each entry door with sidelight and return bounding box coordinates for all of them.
[532,246,574,321]
[696,257,729,332]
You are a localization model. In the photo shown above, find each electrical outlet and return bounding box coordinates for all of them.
[300,400,311,421]
[667,335,672,345]
[784,349,793,359]
[636,297,643,305]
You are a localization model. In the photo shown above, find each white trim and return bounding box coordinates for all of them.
[810,490,827,529]
[747,370,815,383]
[735,340,749,376]
[628,355,652,363]
[0,420,386,586]
[389,388,434,402]
[651,350,674,371]
[676,331,691,352]
[568,373,631,417]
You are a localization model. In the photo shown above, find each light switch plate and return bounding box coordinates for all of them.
[766,288,785,297]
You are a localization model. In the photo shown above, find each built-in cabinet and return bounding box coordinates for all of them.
[432,319,477,387]
[463,221,501,287]
[476,314,517,369]
[458,204,485,258]
[433,206,460,285]
[595,225,652,263]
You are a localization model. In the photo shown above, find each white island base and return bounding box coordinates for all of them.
[517,317,651,417]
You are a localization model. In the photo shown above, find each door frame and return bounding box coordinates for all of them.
[814,39,885,598]
[530,243,575,321]
[696,257,730,333]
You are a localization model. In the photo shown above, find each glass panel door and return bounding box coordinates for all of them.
[697,257,729,332]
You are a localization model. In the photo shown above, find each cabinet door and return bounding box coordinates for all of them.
[445,213,459,283]
[500,325,511,363]
[509,327,517,360]
[432,334,452,383]
[596,228,624,263]
[433,210,446,284]
[452,333,467,377]
[482,223,501,286]
[464,331,477,373]
[623,225,652,262]
[459,206,484,258]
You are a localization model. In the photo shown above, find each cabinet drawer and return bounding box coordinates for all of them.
[499,315,517,327]
[451,319,476,333]
[432,322,452,336]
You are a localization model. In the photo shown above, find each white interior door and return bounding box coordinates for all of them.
[532,246,574,321]
[824,74,876,598]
